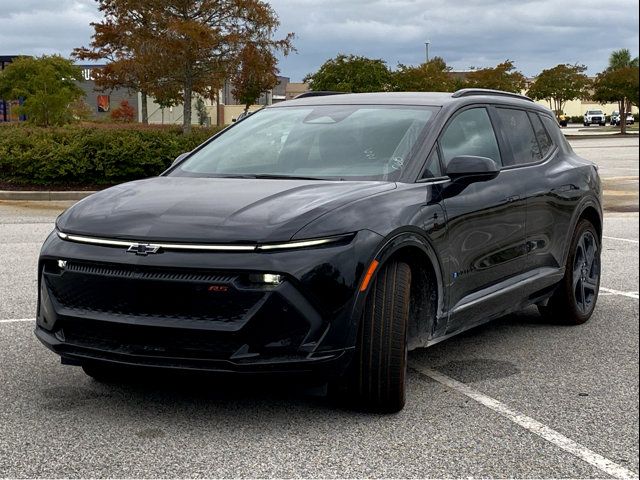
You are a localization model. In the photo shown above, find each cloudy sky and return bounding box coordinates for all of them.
[1,0,638,81]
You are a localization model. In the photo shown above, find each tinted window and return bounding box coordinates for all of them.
[440,108,502,167]
[529,113,553,157]
[496,108,541,165]
[173,105,437,181]
[541,114,573,152]
[421,147,443,179]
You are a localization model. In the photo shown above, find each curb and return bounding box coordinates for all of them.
[565,133,639,140]
[0,191,96,201]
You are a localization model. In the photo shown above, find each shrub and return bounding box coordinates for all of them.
[0,124,221,186]
[111,100,136,123]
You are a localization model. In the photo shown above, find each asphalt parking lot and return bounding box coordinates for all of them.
[0,136,638,478]
[571,135,639,212]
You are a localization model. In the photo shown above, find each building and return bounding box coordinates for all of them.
[76,65,139,121]
[285,82,310,100]
[0,57,139,123]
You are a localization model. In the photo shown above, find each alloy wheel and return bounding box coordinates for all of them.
[572,231,600,314]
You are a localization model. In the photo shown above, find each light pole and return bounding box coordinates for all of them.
[425,41,430,63]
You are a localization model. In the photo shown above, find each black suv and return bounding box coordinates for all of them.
[36,89,603,412]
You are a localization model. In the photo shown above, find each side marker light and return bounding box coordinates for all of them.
[360,260,380,292]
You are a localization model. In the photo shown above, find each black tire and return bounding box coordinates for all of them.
[82,362,126,383]
[538,219,601,325]
[332,261,412,413]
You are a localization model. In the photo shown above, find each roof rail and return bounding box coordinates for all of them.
[452,88,533,102]
[294,91,347,99]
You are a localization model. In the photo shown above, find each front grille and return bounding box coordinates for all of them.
[57,318,244,359]
[65,262,237,284]
[45,261,263,324]
[42,260,313,362]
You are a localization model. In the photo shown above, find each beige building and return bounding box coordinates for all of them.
[530,97,638,118]
[285,82,310,100]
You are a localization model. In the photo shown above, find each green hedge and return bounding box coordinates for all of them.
[0,124,222,186]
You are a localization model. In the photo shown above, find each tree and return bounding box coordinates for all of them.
[392,57,456,92]
[231,43,279,112]
[74,0,170,125]
[592,66,639,134]
[608,49,639,70]
[195,97,208,125]
[600,48,640,133]
[464,60,527,93]
[304,54,392,93]
[154,0,293,134]
[527,64,592,119]
[0,55,84,127]
[77,0,293,134]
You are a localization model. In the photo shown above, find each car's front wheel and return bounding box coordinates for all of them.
[333,261,412,413]
[539,219,600,324]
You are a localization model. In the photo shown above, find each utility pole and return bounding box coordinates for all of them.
[425,41,430,63]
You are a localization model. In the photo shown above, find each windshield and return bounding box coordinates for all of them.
[587,110,603,115]
[171,105,438,181]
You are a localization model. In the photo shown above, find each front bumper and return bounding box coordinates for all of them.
[36,230,383,375]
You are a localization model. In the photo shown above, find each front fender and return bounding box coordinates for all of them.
[346,228,447,349]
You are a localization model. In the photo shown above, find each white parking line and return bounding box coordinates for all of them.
[0,318,33,324]
[413,365,640,480]
[604,236,640,244]
[600,287,639,300]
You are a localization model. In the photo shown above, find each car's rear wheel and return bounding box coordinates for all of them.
[332,261,411,413]
[539,219,600,325]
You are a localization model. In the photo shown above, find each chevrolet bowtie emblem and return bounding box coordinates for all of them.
[127,243,161,256]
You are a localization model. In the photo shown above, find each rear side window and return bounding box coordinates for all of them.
[529,113,553,158]
[496,108,541,166]
[440,108,502,167]
[541,115,572,152]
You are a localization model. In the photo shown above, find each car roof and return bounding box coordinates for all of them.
[270,91,551,114]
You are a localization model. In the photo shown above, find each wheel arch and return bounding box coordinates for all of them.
[352,229,446,350]
[562,197,603,266]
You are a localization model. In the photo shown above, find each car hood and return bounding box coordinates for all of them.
[57,177,396,243]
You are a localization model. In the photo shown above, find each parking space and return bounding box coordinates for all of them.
[0,136,638,478]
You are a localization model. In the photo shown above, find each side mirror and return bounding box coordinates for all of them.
[171,152,191,167]
[446,155,499,181]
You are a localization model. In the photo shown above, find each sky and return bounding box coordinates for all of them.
[1,0,638,81]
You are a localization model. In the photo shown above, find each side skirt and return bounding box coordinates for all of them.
[426,266,565,348]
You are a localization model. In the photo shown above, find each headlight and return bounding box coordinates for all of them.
[56,229,355,253]
[248,273,284,285]
[256,234,355,251]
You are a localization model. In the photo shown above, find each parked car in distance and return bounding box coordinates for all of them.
[36,89,603,413]
[610,111,635,126]
[584,110,606,126]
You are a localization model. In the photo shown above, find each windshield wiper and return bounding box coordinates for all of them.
[248,174,331,181]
